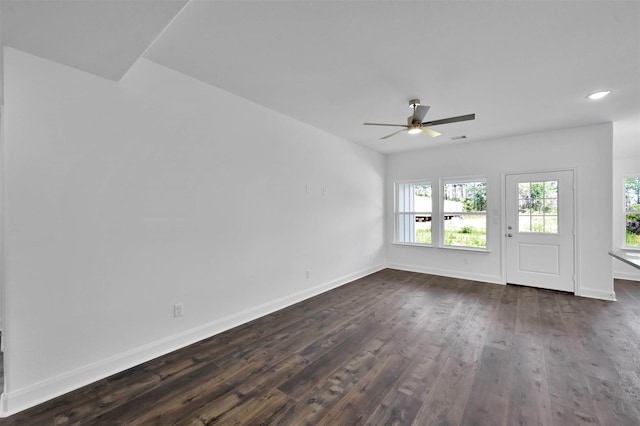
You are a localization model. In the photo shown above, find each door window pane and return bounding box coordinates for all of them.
[518,180,558,233]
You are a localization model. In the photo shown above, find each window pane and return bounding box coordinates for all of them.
[519,199,532,215]
[544,199,558,215]
[443,181,486,213]
[544,181,558,198]
[627,213,640,248]
[398,183,432,213]
[546,216,558,233]
[531,216,544,232]
[416,218,432,244]
[625,177,640,211]
[397,213,431,244]
[519,215,531,232]
[443,214,486,248]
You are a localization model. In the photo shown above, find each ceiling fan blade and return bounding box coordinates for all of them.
[422,127,441,137]
[380,129,408,139]
[423,113,475,127]
[364,122,408,127]
[413,105,430,123]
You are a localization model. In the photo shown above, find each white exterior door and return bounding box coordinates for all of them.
[505,170,575,292]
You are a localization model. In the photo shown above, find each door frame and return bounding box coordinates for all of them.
[501,168,579,295]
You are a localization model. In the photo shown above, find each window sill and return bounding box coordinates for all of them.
[439,245,490,253]
[393,242,434,248]
[392,242,490,253]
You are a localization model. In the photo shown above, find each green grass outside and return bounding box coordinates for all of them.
[627,231,640,248]
[416,228,431,244]
[444,228,486,248]
[414,227,486,248]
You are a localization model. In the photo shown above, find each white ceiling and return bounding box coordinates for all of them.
[2,0,639,155]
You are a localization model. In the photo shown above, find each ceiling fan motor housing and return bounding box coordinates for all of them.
[408,116,422,127]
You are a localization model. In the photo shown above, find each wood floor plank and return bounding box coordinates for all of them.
[460,345,515,426]
[363,391,423,426]
[320,352,412,425]
[544,333,598,416]
[203,389,291,426]
[586,374,640,426]
[274,349,379,425]
[537,289,569,337]
[515,285,543,336]
[450,283,503,364]
[1,271,639,426]
[395,356,444,402]
[506,333,553,426]
[277,321,381,398]
[550,402,600,426]
[411,356,478,426]
[486,284,518,350]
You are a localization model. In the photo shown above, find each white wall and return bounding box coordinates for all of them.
[386,123,614,300]
[0,45,624,417]
[1,48,385,415]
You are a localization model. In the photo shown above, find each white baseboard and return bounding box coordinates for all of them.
[577,287,617,301]
[387,262,622,303]
[387,262,504,285]
[0,263,386,417]
[614,271,640,282]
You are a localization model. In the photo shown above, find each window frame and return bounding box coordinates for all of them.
[440,177,488,250]
[624,175,640,250]
[394,180,433,246]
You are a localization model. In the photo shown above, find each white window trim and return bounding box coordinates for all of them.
[393,177,491,252]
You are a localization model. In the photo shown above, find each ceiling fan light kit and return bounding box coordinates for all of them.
[363,99,475,140]
[587,90,611,100]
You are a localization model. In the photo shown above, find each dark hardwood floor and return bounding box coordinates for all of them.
[1,269,639,425]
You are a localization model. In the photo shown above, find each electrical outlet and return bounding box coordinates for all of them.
[173,303,184,318]
[306,270,311,279]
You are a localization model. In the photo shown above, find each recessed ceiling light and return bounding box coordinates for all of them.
[587,90,611,100]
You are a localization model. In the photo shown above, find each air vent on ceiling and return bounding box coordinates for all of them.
[451,135,467,141]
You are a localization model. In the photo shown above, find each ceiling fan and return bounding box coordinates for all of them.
[363,99,475,140]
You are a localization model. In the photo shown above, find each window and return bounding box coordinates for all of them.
[518,180,558,233]
[396,182,432,244]
[442,179,487,248]
[625,176,640,248]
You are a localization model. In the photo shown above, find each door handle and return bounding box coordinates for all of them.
[507,225,513,230]
[506,233,513,237]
